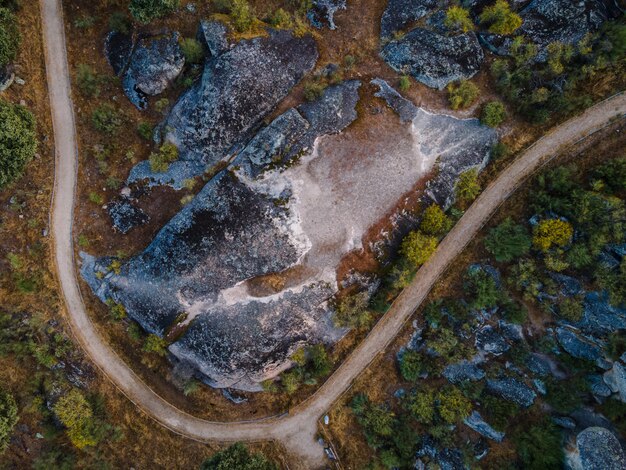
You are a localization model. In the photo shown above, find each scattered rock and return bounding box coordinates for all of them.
[553,416,576,429]
[603,362,626,402]
[122,32,185,109]
[475,325,510,356]
[588,374,612,400]
[486,378,537,407]
[107,198,150,234]
[464,411,505,442]
[579,291,626,336]
[308,0,347,30]
[222,388,248,404]
[569,427,626,470]
[443,360,486,384]
[380,0,438,40]
[533,378,547,395]
[555,327,603,362]
[381,28,484,89]
[0,65,14,92]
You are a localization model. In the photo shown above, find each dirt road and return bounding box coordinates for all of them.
[41,0,626,466]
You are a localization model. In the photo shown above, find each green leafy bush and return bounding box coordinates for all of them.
[53,389,99,449]
[0,389,17,453]
[180,38,204,64]
[76,64,100,97]
[464,267,500,309]
[109,11,131,34]
[447,80,479,109]
[230,0,255,32]
[142,334,167,356]
[444,6,474,32]
[334,291,372,329]
[455,168,481,203]
[149,142,179,173]
[514,421,564,469]
[91,104,123,135]
[484,217,531,262]
[129,0,179,24]
[437,386,472,423]
[398,349,424,382]
[420,203,452,236]
[400,230,438,266]
[0,7,19,67]
[479,0,522,35]
[398,75,411,91]
[201,443,277,470]
[0,99,37,188]
[481,100,507,127]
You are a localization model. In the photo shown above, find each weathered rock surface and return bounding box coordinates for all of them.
[373,79,497,208]
[486,378,537,407]
[308,0,347,30]
[381,28,484,89]
[122,32,185,109]
[104,31,134,76]
[128,29,318,188]
[604,362,626,402]
[579,291,626,336]
[464,411,505,442]
[443,360,485,384]
[569,427,626,470]
[196,20,229,57]
[476,325,510,356]
[380,0,438,39]
[588,374,613,399]
[0,65,14,92]
[107,198,150,234]
[556,326,603,362]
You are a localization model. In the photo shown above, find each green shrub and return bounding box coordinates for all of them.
[420,203,451,236]
[479,0,522,35]
[0,389,17,453]
[480,394,518,431]
[149,142,179,173]
[607,332,626,361]
[437,386,472,423]
[88,192,103,205]
[53,389,99,449]
[201,443,277,470]
[269,8,292,28]
[180,38,204,64]
[398,349,424,382]
[400,230,438,266]
[599,398,626,436]
[532,218,573,252]
[514,421,564,469]
[109,11,131,34]
[334,291,372,329]
[0,99,37,188]
[447,80,479,109]
[404,387,435,424]
[464,267,500,309]
[129,0,179,24]
[137,121,153,140]
[545,376,588,414]
[500,297,527,324]
[558,297,584,322]
[92,104,123,135]
[481,100,507,127]
[350,394,396,448]
[76,64,100,97]
[444,6,474,32]
[303,81,327,102]
[230,0,255,32]
[142,334,167,356]
[0,8,18,68]
[398,75,411,91]
[491,141,509,160]
[455,168,481,203]
[484,217,531,262]
[74,15,96,29]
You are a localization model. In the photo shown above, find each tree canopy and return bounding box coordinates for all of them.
[0,7,19,67]
[479,0,522,35]
[0,99,37,188]
[484,217,532,262]
[129,0,179,24]
[201,443,277,470]
[401,231,438,266]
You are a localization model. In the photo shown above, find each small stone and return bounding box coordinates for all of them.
[14,76,25,85]
[463,411,505,442]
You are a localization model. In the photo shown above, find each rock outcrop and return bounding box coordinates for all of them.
[486,378,537,407]
[381,28,484,90]
[0,65,14,92]
[128,29,318,188]
[380,0,438,40]
[569,427,626,470]
[107,198,150,234]
[603,362,626,402]
[555,327,603,362]
[196,20,229,57]
[464,411,505,442]
[308,0,347,30]
[443,360,485,384]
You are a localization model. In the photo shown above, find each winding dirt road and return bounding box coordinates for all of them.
[41,0,626,466]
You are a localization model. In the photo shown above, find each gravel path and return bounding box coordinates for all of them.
[41,0,626,466]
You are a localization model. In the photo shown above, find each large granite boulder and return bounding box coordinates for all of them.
[372,79,497,208]
[196,20,229,57]
[122,32,185,109]
[128,29,318,188]
[568,427,626,470]
[380,0,438,40]
[381,28,484,89]
[104,31,134,76]
[476,325,510,356]
[578,291,626,336]
[604,362,626,402]
[443,360,485,384]
[308,0,347,30]
[107,198,150,234]
[555,326,603,362]
[486,378,537,407]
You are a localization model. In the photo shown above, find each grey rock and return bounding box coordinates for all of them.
[104,31,134,76]
[107,198,150,234]
[533,378,547,395]
[443,360,485,384]
[122,32,185,109]
[588,374,612,399]
[579,291,626,336]
[603,362,626,402]
[463,411,505,442]
[380,0,438,40]
[572,427,626,470]
[486,378,537,407]
[0,65,14,92]
[526,352,552,376]
[550,272,583,297]
[129,30,318,187]
[381,28,484,90]
[308,0,347,30]
[222,388,248,404]
[499,320,524,342]
[416,436,467,470]
[476,325,510,356]
[553,416,577,429]
[556,326,603,362]
[197,20,229,57]
[372,79,497,208]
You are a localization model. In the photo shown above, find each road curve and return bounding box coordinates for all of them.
[41,0,626,466]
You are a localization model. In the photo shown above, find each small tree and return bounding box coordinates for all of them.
[444,6,474,32]
[484,217,531,262]
[464,267,500,309]
[455,168,481,203]
[405,388,435,424]
[0,8,19,67]
[230,0,254,32]
[420,204,451,236]
[398,75,411,91]
[143,334,168,356]
[129,0,179,24]
[334,291,372,329]
[180,38,204,64]
[0,389,17,453]
[479,0,522,35]
[532,218,573,252]
[399,350,424,382]
[92,104,123,135]
[53,389,98,449]
[437,386,472,423]
[481,100,507,127]
[201,443,277,470]
[558,297,584,322]
[149,142,179,173]
[401,231,438,266]
[0,99,37,188]
[76,64,100,97]
[447,80,479,110]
